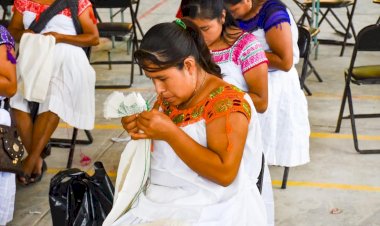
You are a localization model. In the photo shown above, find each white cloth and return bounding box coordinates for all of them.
[113,94,267,226]
[103,139,151,226]
[10,13,95,130]
[0,96,16,226]
[213,38,275,226]
[17,33,55,103]
[252,9,310,167]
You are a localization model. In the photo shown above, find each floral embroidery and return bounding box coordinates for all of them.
[159,85,251,127]
[209,86,224,99]
[211,32,268,74]
[172,113,185,124]
[13,0,92,18]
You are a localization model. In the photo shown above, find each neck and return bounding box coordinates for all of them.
[243,0,264,21]
[177,73,208,109]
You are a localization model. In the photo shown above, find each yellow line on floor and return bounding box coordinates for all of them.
[311,92,380,100]
[311,132,380,141]
[57,123,380,140]
[58,123,123,130]
[272,180,380,192]
[45,168,380,192]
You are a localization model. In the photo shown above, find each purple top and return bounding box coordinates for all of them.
[237,0,291,33]
[0,25,16,64]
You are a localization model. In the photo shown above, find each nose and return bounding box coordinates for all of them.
[153,79,166,95]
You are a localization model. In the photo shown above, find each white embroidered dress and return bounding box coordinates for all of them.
[114,86,267,226]
[10,0,95,130]
[237,0,310,167]
[211,32,274,226]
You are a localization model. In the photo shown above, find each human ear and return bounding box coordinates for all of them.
[221,9,226,24]
[183,57,196,76]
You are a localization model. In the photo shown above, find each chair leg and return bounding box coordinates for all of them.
[307,60,323,82]
[303,84,312,96]
[340,3,357,56]
[335,83,349,133]
[49,129,93,168]
[281,167,290,189]
[66,128,79,168]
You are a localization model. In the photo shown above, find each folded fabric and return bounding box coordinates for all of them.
[103,139,151,226]
[17,33,56,103]
[103,91,148,119]
[103,92,151,226]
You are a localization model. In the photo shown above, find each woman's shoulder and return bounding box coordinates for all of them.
[203,85,251,124]
[259,0,291,32]
[233,32,259,49]
[0,26,15,48]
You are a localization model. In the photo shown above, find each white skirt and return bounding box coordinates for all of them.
[0,172,15,225]
[10,43,95,130]
[258,67,310,167]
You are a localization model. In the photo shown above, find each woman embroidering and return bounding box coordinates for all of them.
[118,19,268,226]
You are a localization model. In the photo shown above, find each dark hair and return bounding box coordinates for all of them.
[180,0,241,45]
[224,0,242,5]
[134,20,221,77]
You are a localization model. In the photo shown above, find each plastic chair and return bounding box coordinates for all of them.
[335,23,380,154]
[294,0,358,56]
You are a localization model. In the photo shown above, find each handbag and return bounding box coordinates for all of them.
[0,99,24,175]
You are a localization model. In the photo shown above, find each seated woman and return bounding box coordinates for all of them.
[178,0,268,113]
[225,0,310,168]
[0,25,17,226]
[179,1,273,224]
[118,20,267,225]
[7,0,99,185]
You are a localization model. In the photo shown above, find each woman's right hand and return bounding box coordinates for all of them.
[121,114,139,134]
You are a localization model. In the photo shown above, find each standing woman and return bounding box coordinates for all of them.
[0,25,17,226]
[225,0,310,173]
[8,0,99,185]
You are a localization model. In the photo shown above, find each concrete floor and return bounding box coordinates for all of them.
[3,0,380,225]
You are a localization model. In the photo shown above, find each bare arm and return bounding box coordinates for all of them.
[0,45,17,97]
[44,7,99,47]
[8,10,33,42]
[8,6,99,47]
[243,63,268,113]
[265,22,293,71]
[122,110,249,187]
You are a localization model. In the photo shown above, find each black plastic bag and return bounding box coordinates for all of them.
[49,161,114,226]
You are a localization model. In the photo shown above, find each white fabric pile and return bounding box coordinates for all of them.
[103,92,151,226]
[17,33,56,103]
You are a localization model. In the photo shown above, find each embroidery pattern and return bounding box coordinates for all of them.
[211,32,268,74]
[14,0,92,18]
[160,85,251,127]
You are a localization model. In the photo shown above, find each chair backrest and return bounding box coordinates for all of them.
[347,24,380,80]
[90,0,132,9]
[297,25,311,59]
[355,24,380,52]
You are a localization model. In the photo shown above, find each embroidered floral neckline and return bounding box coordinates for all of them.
[160,85,251,127]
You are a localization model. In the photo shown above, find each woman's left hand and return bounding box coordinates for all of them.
[131,109,176,140]
[43,32,62,43]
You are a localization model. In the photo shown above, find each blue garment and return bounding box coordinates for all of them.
[0,25,16,64]
[237,0,291,32]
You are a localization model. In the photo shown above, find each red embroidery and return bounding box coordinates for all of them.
[14,0,92,18]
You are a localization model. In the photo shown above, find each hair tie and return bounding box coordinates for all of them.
[174,18,186,30]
